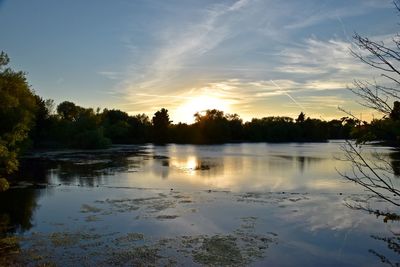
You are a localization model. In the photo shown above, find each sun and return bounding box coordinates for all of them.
[173,95,230,124]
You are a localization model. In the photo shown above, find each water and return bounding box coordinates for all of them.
[1,141,399,266]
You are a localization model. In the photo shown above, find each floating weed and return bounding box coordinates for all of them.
[107,245,160,266]
[8,216,277,266]
[49,232,101,247]
[179,199,192,203]
[237,192,309,205]
[80,204,102,213]
[156,215,179,220]
[114,233,144,243]
[193,235,243,266]
[85,215,101,222]
[0,236,20,265]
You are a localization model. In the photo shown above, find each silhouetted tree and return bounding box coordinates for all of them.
[390,101,400,121]
[57,101,81,121]
[101,109,131,143]
[341,1,400,211]
[194,109,230,143]
[152,108,171,144]
[296,112,305,123]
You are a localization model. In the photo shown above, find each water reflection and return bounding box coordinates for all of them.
[389,150,400,177]
[2,143,355,192]
[0,142,399,266]
[15,149,148,187]
[0,188,40,233]
[369,234,400,266]
[8,143,400,193]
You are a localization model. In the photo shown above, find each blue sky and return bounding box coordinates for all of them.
[0,0,397,122]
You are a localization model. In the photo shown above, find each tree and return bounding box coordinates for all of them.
[341,1,400,215]
[296,112,305,123]
[389,101,400,120]
[57,101,81,121]
[152,108,171,144]
[194,109,230,143]
[0,52,37,191]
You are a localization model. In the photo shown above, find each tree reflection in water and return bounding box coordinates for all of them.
[0,188,40,234]
[389,150,400,177]
[0,188,41,265]
[369,234,400,267]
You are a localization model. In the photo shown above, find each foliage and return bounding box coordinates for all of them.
[152,108,171,144]
[33,106,358,146]
[0,52,38,188]
[0,178,9,192]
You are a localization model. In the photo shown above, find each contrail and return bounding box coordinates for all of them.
[270,80,305,110]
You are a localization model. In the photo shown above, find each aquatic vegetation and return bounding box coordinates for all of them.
[91,193,190,220]
[156,215,179,220]
[0,236,20,260]
[49,232,101,247]
[193,235,243,266]
[0,202,278,266]
[85,215,101,222]
[107,245,160,266]
[80,204,102,213]
[114,233,144,243]
[237,192,310,205]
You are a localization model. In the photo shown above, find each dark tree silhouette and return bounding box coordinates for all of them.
[341,1,400,213]
[390,101,400,120]
[152,108,171,144]
[296,112,305,123]
[57,101,81,121]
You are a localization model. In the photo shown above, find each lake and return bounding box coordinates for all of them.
[1,141,399,266]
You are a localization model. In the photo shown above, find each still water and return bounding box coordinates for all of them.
[1,141,399,266]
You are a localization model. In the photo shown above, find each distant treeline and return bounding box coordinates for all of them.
[30,100,360,148]
[29,98,400,148]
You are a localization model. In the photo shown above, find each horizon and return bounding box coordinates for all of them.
[0,0,396,123]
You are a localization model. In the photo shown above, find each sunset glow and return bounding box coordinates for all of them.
[0,0,394,121]
[173,95,231,124]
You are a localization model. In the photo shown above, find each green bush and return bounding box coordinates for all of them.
[0,178,9,192]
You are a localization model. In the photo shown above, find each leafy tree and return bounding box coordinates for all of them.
[57,101,82,121]
[194,109,230,143]
[43,102,111,149]
[29,96,54,147]
[101,109,131,143]
[0,52,37,190]
[152,108,171,144]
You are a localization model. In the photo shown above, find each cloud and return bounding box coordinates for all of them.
[228,0,251,11]
[122,0,252,94]
[108,0,398,121]
[283,0,394,30]
[276,37,376,80]
[98,71,123,80]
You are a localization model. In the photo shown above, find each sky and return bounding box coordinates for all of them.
[0,0,398,123]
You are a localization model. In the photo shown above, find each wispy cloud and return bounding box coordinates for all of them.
[110,0,398,120]
[98,71,123,80]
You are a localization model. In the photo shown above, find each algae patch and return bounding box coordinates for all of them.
[193,235,243,266]
[80,204,102,213]
[107,245,160,266]
[114,233,144,243]
[156,215,179,220]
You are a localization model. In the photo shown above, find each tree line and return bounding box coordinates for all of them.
[31,102,359,148]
